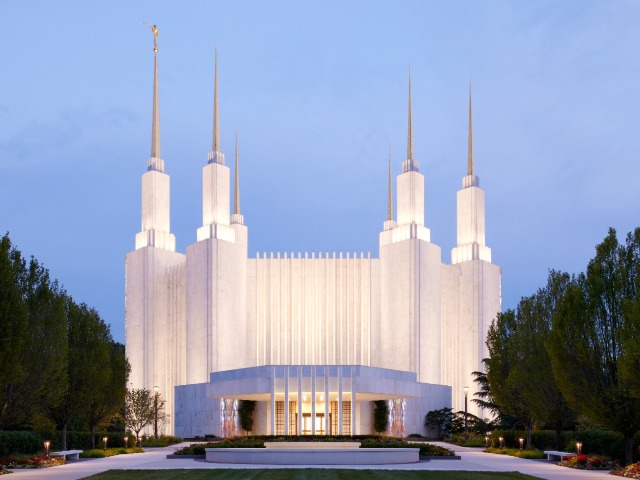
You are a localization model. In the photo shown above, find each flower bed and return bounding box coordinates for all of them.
[558,454,619,470]
[611,462,640,478]
[0,455,65,469]
[173,435,455,457]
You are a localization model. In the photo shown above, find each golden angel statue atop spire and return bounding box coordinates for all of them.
[143,22,158,53]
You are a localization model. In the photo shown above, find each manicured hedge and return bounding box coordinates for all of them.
[37,431,134,450]
[0,431,43,457]
[489,430,640,464]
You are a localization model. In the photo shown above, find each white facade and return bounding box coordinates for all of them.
[124,50,501,436]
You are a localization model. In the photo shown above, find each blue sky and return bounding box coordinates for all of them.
[1,1,639,343]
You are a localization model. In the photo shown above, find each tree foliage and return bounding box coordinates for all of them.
[238,400,256,433]
[372,400,389,434]
[547,228,640,465]
[125,388,165,440]
[0,233,130,447]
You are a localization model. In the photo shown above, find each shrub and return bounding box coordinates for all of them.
[373,401,389,433]
[484,447,546,459]
[141,435,182,447]
[449,433,487,447]
[79,447,143,458]
[238,401,256,433]
[611,461,640,478]
[0,431,43,457]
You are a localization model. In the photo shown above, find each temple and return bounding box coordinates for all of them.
[125,34,501,437]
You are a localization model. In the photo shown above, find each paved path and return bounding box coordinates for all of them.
[5,442,617,480]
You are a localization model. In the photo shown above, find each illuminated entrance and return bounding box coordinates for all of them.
[274,401,351,435]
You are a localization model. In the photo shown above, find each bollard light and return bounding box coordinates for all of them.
[499,437,504,448]
[485,436,490,448]
[576,442,582,455]
[43,440,50,458]
[124,436,129,448]
[519,438,524,450]
[103,436,108,450]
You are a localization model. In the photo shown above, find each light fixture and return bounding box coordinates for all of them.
[499,437,504,448]
[103,436,108,450]
[519,438,524,450]
[124,437,129,448]
[576,442,582,455]
[43,441,50,458]
[485,436,489,448]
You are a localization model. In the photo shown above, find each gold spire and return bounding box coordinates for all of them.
[467,81,474,176]
[234,129,240,215]
[407,68,414,161]
[213,49,220,153]
[145,23,161,168]
[387,147,393,221]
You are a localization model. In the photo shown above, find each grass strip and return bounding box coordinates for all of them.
[83,468,542,480]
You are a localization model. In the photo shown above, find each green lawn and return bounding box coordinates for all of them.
[83,469,542,480]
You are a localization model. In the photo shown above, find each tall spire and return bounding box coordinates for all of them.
[467,81,474,176]
[234,129,240,215]
[387,147,393,221]
[213,49,220,153]
[146,23,162,172]
[407,68,414,161]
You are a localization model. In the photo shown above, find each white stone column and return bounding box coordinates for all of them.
[338,368,343,435]
[284,367,289,435]
[270,367,276,435]
[297,368,302,436]
[351,369,357,435]
[324,370,329,435]
[311,367,316,435]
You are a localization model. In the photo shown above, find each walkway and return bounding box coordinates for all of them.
[5,442,617,480]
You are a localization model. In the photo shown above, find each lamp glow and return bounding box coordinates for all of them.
[43,440,50,458]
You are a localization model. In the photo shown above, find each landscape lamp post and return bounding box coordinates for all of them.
[153,385,159,439]
[576,442,582,455]
[103,436,108,450]
[499,437,504,448]
[519,437,524,450]
[124,436,128,448]
[463,386,469,432]
[43,441,50,458]
[485,436,490,448]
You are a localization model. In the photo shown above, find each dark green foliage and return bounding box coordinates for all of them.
[547,228,640,465]
[0,234,130,451]
[141,435,183,447]
[372,400,388,433]
[0,431,43,456]
[425,407,453,437]
[238,400,256,433]
[488,429,640,464]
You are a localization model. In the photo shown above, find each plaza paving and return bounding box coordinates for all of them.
[5,443,616,480]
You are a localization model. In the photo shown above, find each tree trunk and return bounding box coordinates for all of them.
[555,427,562,451]
[90,424,96,449]
[61,422,67,451]
[625,433,634,466]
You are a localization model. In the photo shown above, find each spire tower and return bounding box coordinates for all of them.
[208,49,224,165]
[234,130,240,215]
[147,24,163,172]
[467,82,473,177]
[387,147,393,221]
[407,70,414,162]
[403,69,419,173]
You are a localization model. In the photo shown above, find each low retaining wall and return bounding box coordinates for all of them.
[205,447,420,464]
[264,442,361,449]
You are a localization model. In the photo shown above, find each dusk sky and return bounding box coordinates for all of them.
[1,1,638,344]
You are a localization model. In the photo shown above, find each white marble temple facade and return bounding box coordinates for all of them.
[125,58,501,435]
